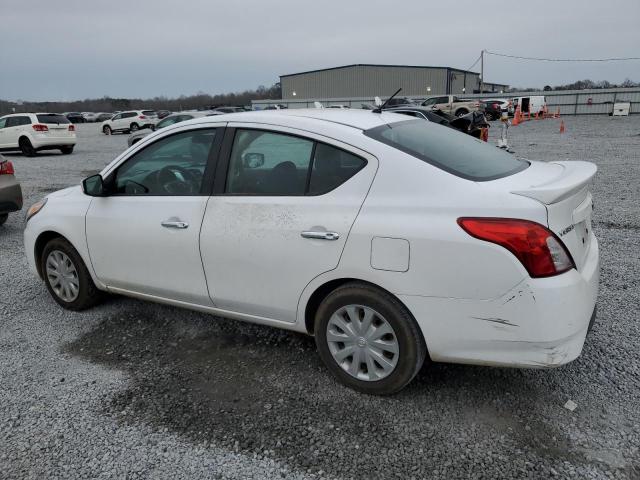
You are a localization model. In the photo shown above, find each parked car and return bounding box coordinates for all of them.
[327,105,350,109]
[64,112,86,124]
[0,155,22,225]
[95,113,114,122]
[127,111,222,147]
[512,96,546,115]
[421,95,481,117]
[24,110,599,395]
[82,112,101,122]
[0,113,76,156]
[384,97,416,107]
[213,106,246,114]
[156,110,172,119]
[262,104,288,110]
[101,110,158,135]
[385,106,489,139]
[480,99,513,120]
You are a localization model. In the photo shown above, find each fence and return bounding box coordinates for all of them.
[252,87,640,115]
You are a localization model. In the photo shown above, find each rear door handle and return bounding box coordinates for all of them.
[161,220,189,229]
[301,231,340,241]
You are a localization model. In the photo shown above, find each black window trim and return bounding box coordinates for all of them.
[213,127,368,197]
[363,119,529,182]
[104,126,224,197]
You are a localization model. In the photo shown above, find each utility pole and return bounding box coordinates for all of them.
[480,49,484,94]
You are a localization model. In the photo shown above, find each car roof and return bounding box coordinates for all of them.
[189,109,409,131]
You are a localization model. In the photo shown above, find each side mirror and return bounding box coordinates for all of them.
[242,152,265,169]
[82,174,108,197]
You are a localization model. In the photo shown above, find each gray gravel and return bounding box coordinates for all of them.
[1,117,639,479]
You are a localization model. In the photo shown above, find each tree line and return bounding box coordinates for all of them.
[514,78,639,92]
[0,83,282,115]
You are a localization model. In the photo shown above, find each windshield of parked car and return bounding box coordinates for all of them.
[37,114,71,124]
[364,119,528,181]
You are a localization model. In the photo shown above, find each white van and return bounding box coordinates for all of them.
[512,96,546,115]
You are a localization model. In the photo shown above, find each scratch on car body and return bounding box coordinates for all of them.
[472,316,519,327]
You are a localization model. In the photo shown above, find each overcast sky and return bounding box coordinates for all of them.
[1,0,639,101]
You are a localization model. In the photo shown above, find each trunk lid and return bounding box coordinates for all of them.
[493,160,597,270]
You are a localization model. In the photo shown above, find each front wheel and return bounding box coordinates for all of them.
[19,137,36,157]
[60,146,74,155]
[41,237,104,311]
[0,213,8,226]
[314,282,427,395]
[129,122,139,132]
[103,125,112,135]
[455,109,469,117]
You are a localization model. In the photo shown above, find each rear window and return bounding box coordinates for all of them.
[37,114,70,124]
[142,110,156,116]
[364,119,528,181]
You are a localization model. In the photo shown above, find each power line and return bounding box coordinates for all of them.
[465,54,482,71]
[485,50,640,62]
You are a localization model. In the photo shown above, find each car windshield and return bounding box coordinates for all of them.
[364,119,528,181]
[36,114,71,124]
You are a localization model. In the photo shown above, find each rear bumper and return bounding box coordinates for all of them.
[0,181,23,214]
[400,236,600,368]
[32,135,76,149]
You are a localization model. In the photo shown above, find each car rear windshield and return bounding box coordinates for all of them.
[142,110,156,116]
[36,114,71,124]
[364,119,528,181]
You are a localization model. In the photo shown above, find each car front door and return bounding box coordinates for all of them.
[199,124,378,322]
[0,117,8,148]
[85,125,223,304]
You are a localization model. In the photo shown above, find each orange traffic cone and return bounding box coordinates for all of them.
[480,127,488,142]
[512,109,520,126]
[559,120,565,133]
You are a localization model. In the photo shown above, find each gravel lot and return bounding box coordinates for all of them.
[1,116,639,479]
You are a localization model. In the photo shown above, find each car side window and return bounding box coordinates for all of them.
[5,117,28,127]
[226,130,313,195]
[0,118,6,129]
[113,129,217,196]
[308,143,367,195]
[112,114,122,120]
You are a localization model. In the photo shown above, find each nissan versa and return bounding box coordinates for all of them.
[24,110,599,394]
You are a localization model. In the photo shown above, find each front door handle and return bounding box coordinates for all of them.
[161,220,189,229]
[301,231,340,241]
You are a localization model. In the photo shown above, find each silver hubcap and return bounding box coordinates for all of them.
[46,250,79,302]
[326,304,399,382]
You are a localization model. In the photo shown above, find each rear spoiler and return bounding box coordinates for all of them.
[511,161,597,205]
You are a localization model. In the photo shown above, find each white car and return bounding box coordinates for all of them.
[24,110,599,394]
[0,113,76,156]
[101,110,157,135]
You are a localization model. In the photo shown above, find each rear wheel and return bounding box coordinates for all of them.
[129,122,139,132]
[314,282,427,395]
[41,237,104,311]
[19,137,36,157]
[0,213,8,225]
[60,146,74,155]
[103,125,111,135]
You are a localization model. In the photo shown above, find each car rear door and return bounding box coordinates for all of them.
[85,124,224,304]
[199,124,378,322]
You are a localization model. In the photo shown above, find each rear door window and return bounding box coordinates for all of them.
[36,114,70,124]
[364,119,528,181]
[308,143,366,195]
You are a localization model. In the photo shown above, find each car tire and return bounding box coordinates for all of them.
[60,146,74,155]
[455,109,469,117]
[130,123,139,132]
[0,213,8,225]
[314,282,427,395]
[19,137,36,157]
[103,125,112,135]
[41,237,104,311]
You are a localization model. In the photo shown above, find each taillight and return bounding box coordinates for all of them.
[139,115,147,119]
[457,218,575,278]
[68,124,75,132]
[0,161,15,175]
[32,124,49,132]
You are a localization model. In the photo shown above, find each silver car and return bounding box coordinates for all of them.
[127,111,222,147]
[0,155,23,225]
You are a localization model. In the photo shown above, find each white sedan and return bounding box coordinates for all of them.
[24,110,599,394]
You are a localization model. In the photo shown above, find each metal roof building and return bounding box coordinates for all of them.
[280,64,508,100]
